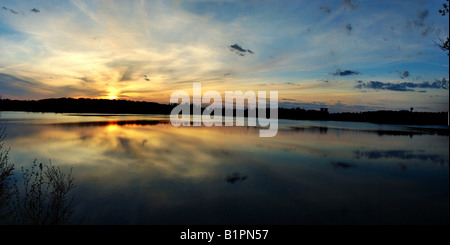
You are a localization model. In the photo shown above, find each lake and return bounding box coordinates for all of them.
[0,111,448,225]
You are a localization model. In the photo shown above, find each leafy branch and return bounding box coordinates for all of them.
[435,0,449,56]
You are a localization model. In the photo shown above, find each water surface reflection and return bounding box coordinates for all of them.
[1,112,448,224]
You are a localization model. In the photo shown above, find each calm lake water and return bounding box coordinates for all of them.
[1,111,448,225]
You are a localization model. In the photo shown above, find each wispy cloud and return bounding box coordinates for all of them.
[1,6,20,15]
[342,0,358,10]
[406,9,436,37]
[0,73,103,99]
[0,0,448,112]
[417,10,429,21]
[318,6,331,14]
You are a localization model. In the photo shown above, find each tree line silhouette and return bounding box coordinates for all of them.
[0,97,448,125]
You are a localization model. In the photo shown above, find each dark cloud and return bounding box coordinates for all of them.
[2,6,21,15]
[346,23,352,34]
[225,172,248,184]
[0,73,104,99]
[0,73,66,98]
[342,0,358,10]
[230,44,246,52]
[402,71,410,78]
[318,6,331,14]
[355,79,449,92]
[31,8,40,13]
[229,43,254,56]
[1,6,21,15]
[396,70,410,79]
[331,69,361,76]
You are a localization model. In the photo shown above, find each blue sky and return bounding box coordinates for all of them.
[0,0,448,112]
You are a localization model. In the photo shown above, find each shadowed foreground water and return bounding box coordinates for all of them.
[1,111,448,225]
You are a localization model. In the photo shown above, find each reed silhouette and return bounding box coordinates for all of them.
[0,125,77,225]
[0,127,14,222]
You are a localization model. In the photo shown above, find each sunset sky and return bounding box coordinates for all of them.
[0,0,448,112]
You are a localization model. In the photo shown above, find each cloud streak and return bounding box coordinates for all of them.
[355,79,449,92]
[229,43,254,56]
[318,6,331,14]
[342,0,358,10]
[1,6,20,14]
[406,9,436,37]
[331,69,361,76]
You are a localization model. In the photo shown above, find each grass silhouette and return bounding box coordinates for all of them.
[0,125,77,225]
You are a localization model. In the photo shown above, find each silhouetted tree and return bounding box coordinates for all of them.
[434,0,449,56]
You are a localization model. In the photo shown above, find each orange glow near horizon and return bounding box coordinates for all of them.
[99,88,121,101]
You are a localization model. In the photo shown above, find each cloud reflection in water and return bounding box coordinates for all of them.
[1,113,448,224]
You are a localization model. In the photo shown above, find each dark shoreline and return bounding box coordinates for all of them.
[1,97,448,126]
